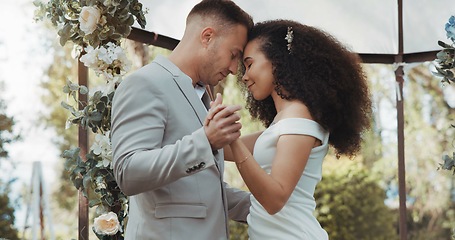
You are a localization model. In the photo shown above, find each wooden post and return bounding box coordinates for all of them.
[396,0,408,239]
[78,59,89,240]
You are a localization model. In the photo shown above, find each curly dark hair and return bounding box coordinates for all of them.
[239,19,372,157]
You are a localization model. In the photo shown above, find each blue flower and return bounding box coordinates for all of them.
[445,15,455,42]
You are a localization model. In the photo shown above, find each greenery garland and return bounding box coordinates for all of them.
[433,15,455,175]
[34,0,147,238]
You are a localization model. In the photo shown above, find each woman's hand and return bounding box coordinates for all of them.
[203,93,242,150]
[204,93,226,126]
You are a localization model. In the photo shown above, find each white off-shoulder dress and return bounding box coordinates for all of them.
[247,118,329,240]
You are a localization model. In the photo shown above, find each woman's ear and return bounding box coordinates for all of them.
[200,27,214,48]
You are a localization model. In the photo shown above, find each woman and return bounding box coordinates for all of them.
[207,19,372,239]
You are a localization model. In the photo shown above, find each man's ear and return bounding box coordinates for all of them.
[201,27,214,48]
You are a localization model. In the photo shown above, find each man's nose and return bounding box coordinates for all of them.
[229,60,238,75]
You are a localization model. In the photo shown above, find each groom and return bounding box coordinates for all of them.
[110,0,253,239]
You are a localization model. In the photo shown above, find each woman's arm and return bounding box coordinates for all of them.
[224,131,263,161]
[229,134,316,214]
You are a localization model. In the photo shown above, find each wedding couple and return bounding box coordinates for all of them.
[110,0,371,239]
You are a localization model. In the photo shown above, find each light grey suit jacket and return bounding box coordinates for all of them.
[111,55,251,240]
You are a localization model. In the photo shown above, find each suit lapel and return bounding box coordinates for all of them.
[153,55,207,125]
[172,76,207,125]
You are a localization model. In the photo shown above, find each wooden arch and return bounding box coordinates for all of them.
[77,0,440,239]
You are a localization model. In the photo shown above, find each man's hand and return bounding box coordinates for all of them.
[204,93,242,150]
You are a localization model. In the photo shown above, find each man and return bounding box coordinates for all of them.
[110,0,254,239]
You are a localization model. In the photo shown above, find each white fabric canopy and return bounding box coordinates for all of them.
[138,0,453,56]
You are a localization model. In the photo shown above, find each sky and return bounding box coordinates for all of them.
[0,0,59,234]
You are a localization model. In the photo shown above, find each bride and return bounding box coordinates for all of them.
[206,19,372,239]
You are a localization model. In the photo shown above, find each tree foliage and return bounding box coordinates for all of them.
[0,101,18,160]
[362,63,455,238]
[315,158,397,240]
[0,191,19,240]
[0,85,20,240]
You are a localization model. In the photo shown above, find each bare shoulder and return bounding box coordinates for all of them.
[279,101,313,120]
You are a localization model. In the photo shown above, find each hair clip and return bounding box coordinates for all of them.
[285,26,294,53]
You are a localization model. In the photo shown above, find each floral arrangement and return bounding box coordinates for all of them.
[433,15,455,85]
[433,15,455,175]
[34,0,147,238]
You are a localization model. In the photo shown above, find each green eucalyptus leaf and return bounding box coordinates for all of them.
[83,172,93,191]
[89,111,103,121]
[58,23,72,46]
[137,16,146,29]
[62,84,70,93]
[106,6,117,15]
[61,101,73,110]
[69,82,80,92]
[62,147,81,160]
[118,0,128,9]
[92,91,103,101]
[104,195,115,206]
[125,15,134,26]
[95,204,110,215]
[100,95,109,104]
[438,40,453,48]
[436,50,449,61]
[86,0,97,6]
[96,102,106,112]
[89,198,102,208]
[440,154,455,171]
[111,33,123,41]
[73,178,83,190]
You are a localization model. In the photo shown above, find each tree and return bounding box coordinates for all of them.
[403,64,455,239]
[315,158,397,240]
[0,84,20,239]
[0,186,19,240]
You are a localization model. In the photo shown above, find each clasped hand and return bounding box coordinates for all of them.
[204,93,242,150]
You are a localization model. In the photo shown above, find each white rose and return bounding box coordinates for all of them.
[79,46,98,69]
[79,6,101,35]
[93,212,120,236]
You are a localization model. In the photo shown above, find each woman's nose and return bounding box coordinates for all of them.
[242,74,248,82]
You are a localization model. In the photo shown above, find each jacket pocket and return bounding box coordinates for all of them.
[155,203,207,219]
